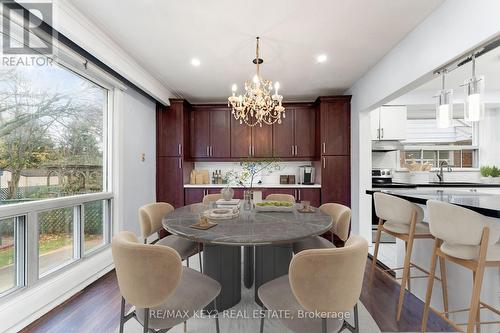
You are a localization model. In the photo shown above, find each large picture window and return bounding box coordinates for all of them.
[0,60,112,296]
[0,65,107,204]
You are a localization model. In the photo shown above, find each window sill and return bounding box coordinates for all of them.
[395,168,480,172]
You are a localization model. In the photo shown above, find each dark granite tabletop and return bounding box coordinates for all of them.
[372,182,500,189]
[366,189,500,219]
[162,203,332,246]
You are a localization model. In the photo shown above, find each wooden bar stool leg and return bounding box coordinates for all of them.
[472,271,481,333]
[371,219,383,278]
[438,256,449,319]
[421,238,440,333]
[405,241,411,292]
[466,228,489,333]
[397,213,417,321]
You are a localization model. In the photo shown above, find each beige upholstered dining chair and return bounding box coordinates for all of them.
[422,200,500,333]
[202,193,222,205]
[139,202,202,272]
[258,235,368,333]
[371,192,448,321]
[265,193,296,203]
[293,203,351,253]
[112,231,221,333]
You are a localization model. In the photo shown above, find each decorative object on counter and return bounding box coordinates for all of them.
[220,186,234,200]
[190,215,218,230]
[279,174,297,184]
[297,200,314,213]
[225,159,281,192]
[255,201,294,212]
[227,37,285,127]
[480,165,500,183]
[190,170,210,185]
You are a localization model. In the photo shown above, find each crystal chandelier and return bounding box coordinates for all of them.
[228,37,285,127]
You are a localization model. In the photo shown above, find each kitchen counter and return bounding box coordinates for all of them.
[366,188,500,218]
[184,183,321,188]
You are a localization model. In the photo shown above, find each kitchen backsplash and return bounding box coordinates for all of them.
[194,161,312,185]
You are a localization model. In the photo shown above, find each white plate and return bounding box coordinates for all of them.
[204,208,239,220]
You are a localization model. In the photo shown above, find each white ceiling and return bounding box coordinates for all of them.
[67,0,444,103]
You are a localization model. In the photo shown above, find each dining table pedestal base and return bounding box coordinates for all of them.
[254,244,293,306]
[203,244,241,311]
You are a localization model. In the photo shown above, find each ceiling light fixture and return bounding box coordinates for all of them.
[191,58,201,67]
[317,54,327,63]
[435,70,453,128]
[462,54,484,122]
[227,37,285,127]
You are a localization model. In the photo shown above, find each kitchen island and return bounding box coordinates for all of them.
[366,188,500,333]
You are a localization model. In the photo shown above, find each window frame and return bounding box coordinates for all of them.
[0,56,116,300]
[397,145,480,171]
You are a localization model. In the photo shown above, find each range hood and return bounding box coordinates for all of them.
[372,140,404,151]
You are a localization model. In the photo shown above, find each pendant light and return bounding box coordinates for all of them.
[435,70,453,128]
[463,54,485,122]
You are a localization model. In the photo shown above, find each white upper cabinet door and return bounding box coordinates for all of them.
[379,105,407,140]
[370,108,381,140]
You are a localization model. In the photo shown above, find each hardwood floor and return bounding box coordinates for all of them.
[20,258,454,333]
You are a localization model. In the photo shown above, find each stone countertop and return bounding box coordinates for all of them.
[366,189,500,219]
[184,183,321,188]
[162,203,331,246]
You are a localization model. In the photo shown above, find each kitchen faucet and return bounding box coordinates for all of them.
[436,161,452,182]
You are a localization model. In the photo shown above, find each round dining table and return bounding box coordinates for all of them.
[162,203,332,311]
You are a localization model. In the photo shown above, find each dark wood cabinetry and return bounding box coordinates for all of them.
[319,97,351,156]
[272,105,316,158]
[230,116,252,158]
[157,96,350,209]
[319,152,350,205]
[156,100,193,207]
[252,124,273,158]
[190,106,231,158]
[315,96,351,206]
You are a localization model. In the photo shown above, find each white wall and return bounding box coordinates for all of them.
[348,0,500,244]
[116,89,156,235]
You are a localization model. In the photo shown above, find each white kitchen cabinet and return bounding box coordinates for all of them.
[371,105,407,140]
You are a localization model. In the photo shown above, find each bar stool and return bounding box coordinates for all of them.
[422,200,500,333]
[372,192,448,321]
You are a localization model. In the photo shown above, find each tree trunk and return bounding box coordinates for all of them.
[7,170,21,199]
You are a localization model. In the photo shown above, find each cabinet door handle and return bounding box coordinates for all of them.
[252,146,255,157]
[381,128,384,138]
[178,158,182,169]
[210,146,213,156]
[178,144,182,155]
[291,145,294,156]
[295,145,298,156]
[206,146,209,156]
[377,129,380,140]
[249,145,252,157]
[322,142,326,154]
[298,189,301,201]
[322,157,326,169]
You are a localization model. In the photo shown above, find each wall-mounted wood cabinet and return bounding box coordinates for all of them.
[272,105,315,158]
[191,106,231,158]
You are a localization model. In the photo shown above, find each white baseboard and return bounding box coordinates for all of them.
[0,249,114,333]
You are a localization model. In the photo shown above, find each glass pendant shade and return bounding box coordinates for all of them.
[436,89,453,128]
[464,76,484,122]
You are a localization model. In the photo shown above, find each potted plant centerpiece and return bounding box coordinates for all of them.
[225,160,281,210]
[480,165,500,183]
